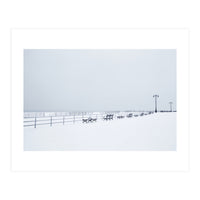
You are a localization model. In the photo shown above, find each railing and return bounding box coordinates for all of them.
[24,113,107,128]
[24,111,155,128]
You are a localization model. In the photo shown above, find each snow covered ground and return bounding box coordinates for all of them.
[24,112,176,151]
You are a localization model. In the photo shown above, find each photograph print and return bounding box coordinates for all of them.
[24,49,176,151]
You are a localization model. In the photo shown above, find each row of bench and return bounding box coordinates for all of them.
[82,112,154,123]
[82,114,114,123]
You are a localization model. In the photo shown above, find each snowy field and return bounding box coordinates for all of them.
[24,112,176,151]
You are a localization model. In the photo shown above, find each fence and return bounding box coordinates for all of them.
[24,111,154,128]
[24,112,108,128]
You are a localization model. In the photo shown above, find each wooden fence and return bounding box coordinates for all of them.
[24,111,154,128]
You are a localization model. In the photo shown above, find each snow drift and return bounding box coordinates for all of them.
[24,112,176,151]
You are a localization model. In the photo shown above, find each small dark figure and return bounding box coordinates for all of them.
[103,114,114,120]
[82,119,88,123]
[117,115,124,119]
[82,117,97,123]
[126,113,133,118]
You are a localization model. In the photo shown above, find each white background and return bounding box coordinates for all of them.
[11,29,188,171]
[0,0,199,199]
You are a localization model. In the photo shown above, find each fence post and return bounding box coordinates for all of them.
[34,117,36,128]
[50,116,52,127]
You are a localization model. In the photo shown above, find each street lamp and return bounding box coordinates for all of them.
[153,95,159,113]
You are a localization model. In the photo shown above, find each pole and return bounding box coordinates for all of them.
[50,116,52,127]
[34,117,36,128]
[153,95,159,113]
[169,102,173,112]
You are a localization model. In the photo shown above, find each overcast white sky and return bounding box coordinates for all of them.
[24,49,176,112]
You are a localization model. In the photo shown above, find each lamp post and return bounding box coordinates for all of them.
[153,95,159,113]
[169,102,173,112]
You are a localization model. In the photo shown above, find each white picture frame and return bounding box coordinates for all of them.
[11,28,189,171]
